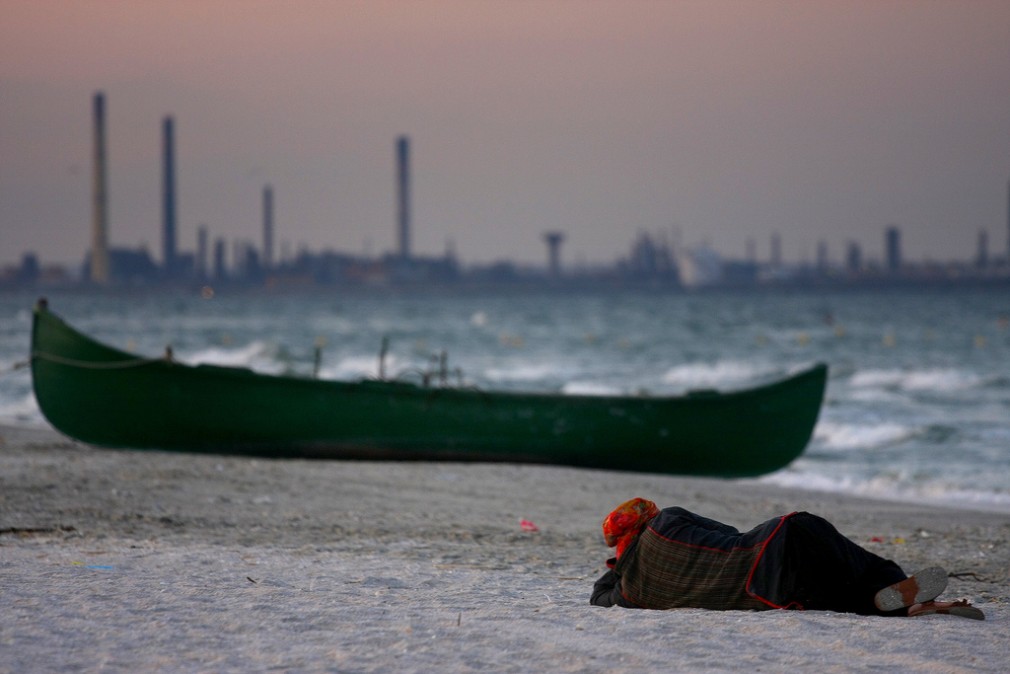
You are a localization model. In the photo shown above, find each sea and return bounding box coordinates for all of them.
[2,286,1008,514]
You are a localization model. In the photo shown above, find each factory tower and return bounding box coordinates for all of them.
[89,92,110,284]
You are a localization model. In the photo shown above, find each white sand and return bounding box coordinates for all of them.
[1,425,1007,673]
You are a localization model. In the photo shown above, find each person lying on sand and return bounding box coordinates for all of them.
[590,497,984,620]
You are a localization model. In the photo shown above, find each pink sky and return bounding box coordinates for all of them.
[2,0,1009,268]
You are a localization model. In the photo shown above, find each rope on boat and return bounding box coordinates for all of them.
[30,350,167,370]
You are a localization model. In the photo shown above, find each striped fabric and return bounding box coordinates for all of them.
[613,507,795,610]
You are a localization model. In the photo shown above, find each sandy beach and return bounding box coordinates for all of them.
[1,424,1007,673]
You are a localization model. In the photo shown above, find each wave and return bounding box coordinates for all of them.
[0,392,44,427]
[181,340,279,369]
[761,469,1010,515]
[321,354,400,380]
[848,368,985,392]
[484,363,563,382]
[561,381,622,396]
[813,420,917,451]
[661,361,782,389]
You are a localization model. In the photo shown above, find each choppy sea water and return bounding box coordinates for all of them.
[2,287,1008,513]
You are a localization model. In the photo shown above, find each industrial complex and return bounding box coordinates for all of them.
[4,92,1009,292]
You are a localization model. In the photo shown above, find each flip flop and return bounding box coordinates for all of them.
[874,566,948,612]
[908,600,986,621]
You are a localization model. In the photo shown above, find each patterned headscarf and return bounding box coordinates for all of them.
[602,497,660,560]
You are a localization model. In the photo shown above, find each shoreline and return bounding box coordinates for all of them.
[2,424,1007,672]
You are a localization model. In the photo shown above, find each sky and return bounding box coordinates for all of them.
[2,0,1009,270]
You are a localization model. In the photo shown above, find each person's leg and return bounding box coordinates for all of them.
[782,512,908,615]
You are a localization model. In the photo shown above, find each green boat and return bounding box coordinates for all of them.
[30,299,827,477]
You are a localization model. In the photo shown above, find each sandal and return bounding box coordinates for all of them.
[908,599,986,621]
[874,566,948,612]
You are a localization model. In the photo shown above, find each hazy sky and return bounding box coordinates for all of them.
[2,0,1009,269]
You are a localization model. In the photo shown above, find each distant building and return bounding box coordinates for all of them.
[82,247,159,285]
[976,229,989,269]
[885,225,901,273]
[678,246,723,287]
[213,238,227,281]
[770,232,781,268]
[162,116,178,276]
[262,185,274,271]
[816,241,828,274]
[90,91,110,285]
[197,225,208,280]
[543,231,565,278]
[625,232,677,282]
[396,136,411,259]
[16,253,40,284]
[846,241,862,273]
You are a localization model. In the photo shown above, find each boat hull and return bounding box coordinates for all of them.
[30,301,827,477]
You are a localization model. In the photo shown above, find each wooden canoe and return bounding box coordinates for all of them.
[30,299,827,477]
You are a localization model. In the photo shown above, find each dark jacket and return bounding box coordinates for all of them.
[591,506,797,610]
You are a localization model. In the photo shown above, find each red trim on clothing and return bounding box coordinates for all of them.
[745,512,800,610]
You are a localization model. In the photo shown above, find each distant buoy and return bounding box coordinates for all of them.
[882,332,896,348]
[796,332,810,346]
[974,335,987,348]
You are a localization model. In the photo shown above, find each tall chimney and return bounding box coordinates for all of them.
[213,237,226,281]
[197,224,208,279]
[162,116,177,276]
[544,231,564,278]
[90,92,110,284]
[396,136,411,259]
[262,185,274,270]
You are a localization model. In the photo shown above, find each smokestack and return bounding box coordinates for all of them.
[885,225,901,273]
[396,136,411,259]
[90,92,110,284]
[197,224,208,279]
[162,116,177,276]
[262,185,274,270]
[544,231,564,278]
[770,232,781,268]
[976,228,988,269]
[213,237,226,281]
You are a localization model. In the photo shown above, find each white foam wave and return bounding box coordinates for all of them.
[324,354,398,380]
[484,363,560,382]
[0,392,44,426]
[661,361,779,388]
[761,469,1010,514]
[813,420,917,450]
[561,381,621,396]
[850,368,983,392]
[182,341,277,368]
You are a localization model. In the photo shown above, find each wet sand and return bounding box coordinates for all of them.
[1,424,1007,673]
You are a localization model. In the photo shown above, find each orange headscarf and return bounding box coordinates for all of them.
[602,497,660,560]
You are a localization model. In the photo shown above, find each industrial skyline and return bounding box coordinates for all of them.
[3,88,1010,290]
[2,2,1009,272]
[0,91,982,288]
